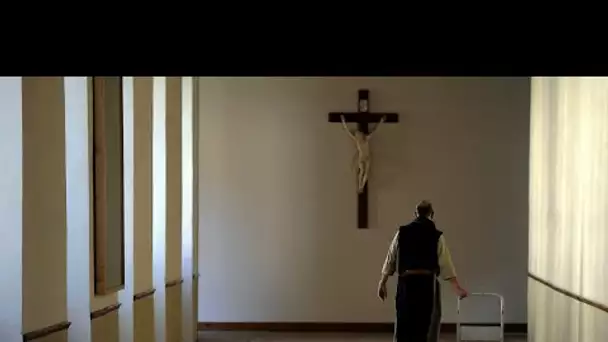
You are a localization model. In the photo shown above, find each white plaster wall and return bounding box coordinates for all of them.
[191,77,200,341]
[21,77,68,331]
[133,77,154,294]
[153,76,167,342]
[166,77,182,285]
[0,77,23,342]
[527,77,608,342]
[197,77,530,323]
[65,77,92,342]
[119,76,135,342]
[181,76,195,341]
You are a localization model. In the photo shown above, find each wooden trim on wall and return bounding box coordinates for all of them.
[442,323,526,333]
[22,321,71,341]
[133,288,156,302]
[165,278,184,288]
[90,303,122,320]
[528,272,608,313]
[197,322,527,334]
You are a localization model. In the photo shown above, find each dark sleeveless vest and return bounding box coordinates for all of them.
[397,217,443,275]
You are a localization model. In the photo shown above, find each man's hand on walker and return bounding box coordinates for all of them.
[448,277,469,299]
[455,286,469,299]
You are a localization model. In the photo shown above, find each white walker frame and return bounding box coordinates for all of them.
[456,292,505,342]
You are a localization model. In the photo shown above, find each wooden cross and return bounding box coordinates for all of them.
[328,89,399,229]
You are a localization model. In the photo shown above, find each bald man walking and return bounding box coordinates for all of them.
[378,201,468,342]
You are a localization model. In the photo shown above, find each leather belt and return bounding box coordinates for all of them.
[400,269,435,276]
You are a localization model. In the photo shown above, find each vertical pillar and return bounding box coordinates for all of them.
[165,77,183,342]
[0,77,23,342]
[192,77,200,340]
[180,77,194,342]
[22,77,70,342]
[65,77,92,342]
[118,77,135,342]
[152,76,167,342]
[133,77,156,342]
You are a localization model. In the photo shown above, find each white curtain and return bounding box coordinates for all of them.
[528,77,608,342]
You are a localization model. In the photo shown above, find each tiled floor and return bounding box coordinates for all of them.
[198,331,527,342]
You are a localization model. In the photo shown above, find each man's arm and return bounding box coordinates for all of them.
[438,235,468,298]
[381,230,399,280]
[378,230,399,300]
[367,115,386,140]
[340,115,357,141]
[437,235,457,280]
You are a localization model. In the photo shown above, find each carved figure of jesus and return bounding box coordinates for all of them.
[341,114,386,193]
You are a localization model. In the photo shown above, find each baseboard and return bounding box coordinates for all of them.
[198,322,527,334]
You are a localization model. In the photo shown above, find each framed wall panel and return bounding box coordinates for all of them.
[92,76,125,295]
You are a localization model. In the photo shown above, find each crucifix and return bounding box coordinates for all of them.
[328,89,399,229]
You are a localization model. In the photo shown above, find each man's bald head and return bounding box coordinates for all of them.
[416,200,434,218]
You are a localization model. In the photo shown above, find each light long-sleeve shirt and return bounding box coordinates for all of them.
[381,230,457,280]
